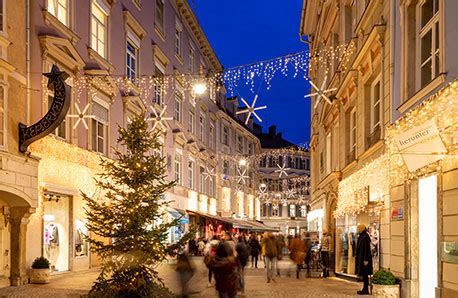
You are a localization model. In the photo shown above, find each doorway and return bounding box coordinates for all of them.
[418,175,438,298]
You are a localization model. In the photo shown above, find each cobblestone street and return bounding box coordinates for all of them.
[0,257,368,297]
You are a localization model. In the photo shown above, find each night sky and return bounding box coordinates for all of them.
[192,0,311,145]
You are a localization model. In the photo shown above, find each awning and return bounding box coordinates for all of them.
[246,220,279,232]
[186,210,252,229]
[168,208,189,224]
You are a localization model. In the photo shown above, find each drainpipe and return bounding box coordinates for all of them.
[389,0,395,124]
[26,0,31,124]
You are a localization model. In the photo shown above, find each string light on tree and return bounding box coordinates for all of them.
[67,103,95,130]
[236,94,267,125]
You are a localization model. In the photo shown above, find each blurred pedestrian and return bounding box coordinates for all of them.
[355,224,373,295]
[304,233,312,277]
[209,242,239,298]
[276,234,285,276]
[204,235,219,287]
[262,232,278,283]
[248,236,261,268]
[289,234,306,279]
[188,238,197,256]
[236,236,249,294]
[176,251,195,298]
[197,238,206,256]
[321,230,331,277]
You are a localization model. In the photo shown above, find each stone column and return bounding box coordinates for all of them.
[9,207,33,286]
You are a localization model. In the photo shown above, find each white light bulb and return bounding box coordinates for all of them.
[192,82,207,95]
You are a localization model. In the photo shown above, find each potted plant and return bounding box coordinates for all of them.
[30,256,50,284]
[371,269,400,297]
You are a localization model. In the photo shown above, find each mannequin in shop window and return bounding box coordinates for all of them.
[369,223,379,271]
[44,223,59,271]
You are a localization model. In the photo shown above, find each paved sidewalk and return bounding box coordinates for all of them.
[0,257,370,297]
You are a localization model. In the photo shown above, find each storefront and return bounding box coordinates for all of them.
[385,81,458,297]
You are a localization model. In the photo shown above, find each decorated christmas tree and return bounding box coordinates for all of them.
[83,114,194,297]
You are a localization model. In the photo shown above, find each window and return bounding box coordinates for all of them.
[271,206,279,217]
[418,0,440,88]
[174,91,183,122]
[199,113,205,141]
[91,100,109,154]
[153,63,165,105]
[0,85,5,147]
[91,1,108,58]
[189,43,195,73]
[300,205,307,217]
[199,166,205,193]
[223,160,229,176]
[237,135,243,153]
[155,0,164,32]
[188,160,194,189]
[174,152,182,185]
[222,125,229,145]
[188,109,195,133]
[209,122,215,150]
[126,41,138,81]
[209,172,215,197]
[175,19,183,57]
[0,0,4,32]
[371,79,381,133]
[248,143,253,155]
[48,0,69,26]
[289,204,296,217]
[349,107,356,157]
[326,132,331,174]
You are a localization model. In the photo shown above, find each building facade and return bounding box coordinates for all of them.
[0,0,260,285]
[255,125,311,235]
[301,0,458,297]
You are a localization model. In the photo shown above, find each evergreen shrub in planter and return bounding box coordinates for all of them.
[372,269,400,298]
[30,257,50,284]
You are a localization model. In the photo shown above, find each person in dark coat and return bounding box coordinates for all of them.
[236,236,249,294]
[209,242,239,298]
[355,224,373,295]
[248,236,261,268]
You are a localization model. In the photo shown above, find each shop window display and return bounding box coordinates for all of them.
[43,194,69,272]
[74,219,88,257]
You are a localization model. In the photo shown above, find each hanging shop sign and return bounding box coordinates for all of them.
[394,119,447,172]
[19,65,70,152]
[391,204,404,221]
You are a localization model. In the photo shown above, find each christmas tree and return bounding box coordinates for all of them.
[83,114,194,297]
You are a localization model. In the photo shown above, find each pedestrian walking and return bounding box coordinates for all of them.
[209,241,239,298]
[276,234,285,276]
[289,234,306,279]
[197,238,206,256]
[304,233,312,277]
[176,251,195,298]
[321,230,331,277]
[236,236,250,294]
[262,232,278,283]
[204,235,219,287]
[355,224,373,295]
[248,236,261,268]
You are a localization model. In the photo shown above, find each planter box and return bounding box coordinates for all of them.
[30,268,50,284]
[372,284,400,298]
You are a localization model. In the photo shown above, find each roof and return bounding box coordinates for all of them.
[254,125,296,149]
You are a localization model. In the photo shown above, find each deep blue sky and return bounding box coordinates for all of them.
[192,1,311,144]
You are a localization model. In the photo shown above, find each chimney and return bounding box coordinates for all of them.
[268,125,277,137]
[277,132,282,140]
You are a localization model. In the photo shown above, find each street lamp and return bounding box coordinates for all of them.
[192,81,207,95]
[239,158,247,167]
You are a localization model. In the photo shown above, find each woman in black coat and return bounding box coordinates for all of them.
[355,224,373,295]
[249,236,261,268]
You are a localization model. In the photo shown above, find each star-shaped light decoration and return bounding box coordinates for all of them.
[147,105,173,130]
[235,94,267,125]
[259,183,268,197]
[202,167,216,182]
[285,188,295,198]
[274,162,291,178]
[67,103,95,129]
[236,167,250,185]
[280,197,288,206]
[304,75,337,109]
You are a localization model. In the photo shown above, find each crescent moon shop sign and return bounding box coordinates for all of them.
[18,65,71,153]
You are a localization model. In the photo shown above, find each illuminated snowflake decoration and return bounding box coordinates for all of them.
[236,167,250,185]
[275,162,290,178]
[235,94,267,125]
[304,75,337,109]
[147,105,173,130]
[202,167,216,182]
[285,188,295,198]
[259,183,268,197]
[67,103,95,130]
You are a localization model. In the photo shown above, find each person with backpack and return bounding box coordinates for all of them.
[204,235,219,287]
[248,235,261,268]
[236,235,250,294]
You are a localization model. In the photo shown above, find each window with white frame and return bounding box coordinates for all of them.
[199,112,205,142]
[300,205,307,217]
[153,62,165,105]
[155,0,164,32]
[289,204,296,217]
[237,135,243,153]
[126,41,138,81]
[418,0,440,88]
[188,159,194,189]
[174,91,183,122]
[174,151,182,185]
[199,166,205,193]
[350,107,356,154]
[223,160,229,176]
[209,173,215,197]
[189,42,195,73]
[91,1,108,58]
[0,84,6,147]
[188,109,195,133]
[175,19,183,57]
[222,125,229,145]
[209,122,215,150]
[370,79,381,133]
[91,99,109,155]
[271,206,279,217]
[48,0,69,26]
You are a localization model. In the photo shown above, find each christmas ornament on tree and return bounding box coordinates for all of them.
[82,114,194,297]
